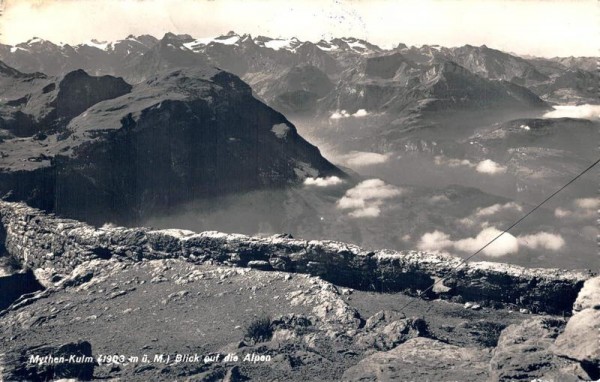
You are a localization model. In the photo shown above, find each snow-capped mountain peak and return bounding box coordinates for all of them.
[256,36,304,52]
[26,37,45,45]
[84,39,112,51]
[315,37,381,54]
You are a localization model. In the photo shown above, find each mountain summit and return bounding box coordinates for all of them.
[0,62,343,224]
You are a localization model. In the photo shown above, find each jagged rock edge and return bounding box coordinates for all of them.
[0,200,591,315]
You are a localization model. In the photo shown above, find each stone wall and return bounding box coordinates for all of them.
[0,201,591,314]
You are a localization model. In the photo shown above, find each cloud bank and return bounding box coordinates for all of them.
[518,232,565,251]
[340,151,390,167]
[418,227,564,258]
[337,179,402,218]
[453,227,519,257]
[303,176,344,187]
[434,156,474,168]
[554,197,599,220]
[434,156,508,175]
[474,202,522,217]
[475,159,507,174]
[543,104,600,121]
[330,109,370,119]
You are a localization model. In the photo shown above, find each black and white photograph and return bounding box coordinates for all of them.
[0,0,598,380]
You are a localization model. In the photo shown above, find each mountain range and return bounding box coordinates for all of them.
[2,32,596,152]
[1,31,596,105]
[0,31,597,269]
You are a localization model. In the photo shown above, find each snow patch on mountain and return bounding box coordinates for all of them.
[213,35,241,45]
[263,37,302,52]
[182,34,241,49]
[85,39,111,50]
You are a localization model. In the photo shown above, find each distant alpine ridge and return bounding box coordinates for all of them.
[0,31,596,108]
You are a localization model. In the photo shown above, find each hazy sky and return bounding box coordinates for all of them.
[0,0,597,57]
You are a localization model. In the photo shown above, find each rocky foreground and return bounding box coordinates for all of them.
[0,200,598,381]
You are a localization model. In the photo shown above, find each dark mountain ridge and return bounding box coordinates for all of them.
[0,62,343,225]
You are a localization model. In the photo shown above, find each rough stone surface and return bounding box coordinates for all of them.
[573,275,600,312]
[0,65,343,225]
[0,200,590,314]
[489,317,576,381]
[552,309,600,367]
[355,310,428,351]
[549,275,600,379]
[0,341,94,381]
[342,337,490,382]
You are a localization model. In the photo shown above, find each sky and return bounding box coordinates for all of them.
[0,0,597,57]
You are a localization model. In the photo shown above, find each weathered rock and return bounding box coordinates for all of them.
[489,317,574,381]
[356,310,428,351]
[0,200,590,314]
[287,279,362,331]
[551,275,600,378]
[342,337,490,381]
[0,65,343,226]
[573,275,600,312]
[356,318,427,351]
[0,340,94,381]
[551,309,600,369]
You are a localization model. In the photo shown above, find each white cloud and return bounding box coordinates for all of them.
[349,206,381,218]
[475,202,522,217]
[345,179,402,200]
[330,109,370,119]
[418,227,519,258]
[554,197,599,220]
[417,230,454,252]
[418,227,566,258]
[271,123,291,138]
[575,197,600,210]
[429,195,450,203]
[340,151,390,167]
[518,232,565,251]
[476,159,507,175]
[434,156,474,168]
[337,196,366,209]
[353,109,369,117]
[554,207,571,218]
[330,110,350,119]
[303,176,344,187]
[337,179,402,218]
[434,156,508,175]
[453,227,518,257]
[543,104,600,121]
[457,217,476,227]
